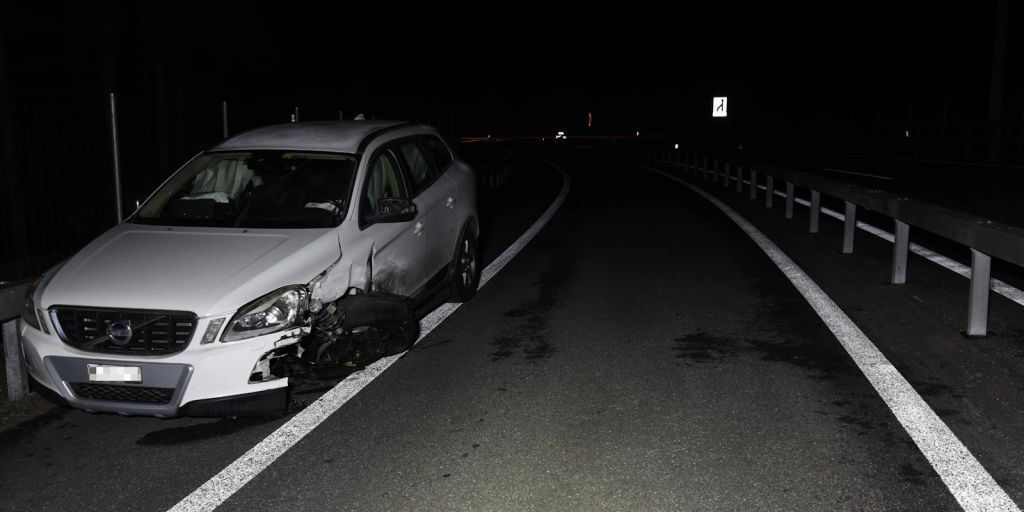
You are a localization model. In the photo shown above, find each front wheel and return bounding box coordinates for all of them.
[450,230,479,302]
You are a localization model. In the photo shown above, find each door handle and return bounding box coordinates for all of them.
[414,221,424,236]
[445,197,455,209]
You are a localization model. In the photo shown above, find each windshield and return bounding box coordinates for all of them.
[132,151,357,228]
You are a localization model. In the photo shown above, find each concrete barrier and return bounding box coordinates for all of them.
[1,279,33,401]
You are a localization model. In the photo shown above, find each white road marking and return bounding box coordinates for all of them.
[169,163,572,512]
[822,167,894,180]
[640,163,1020,512]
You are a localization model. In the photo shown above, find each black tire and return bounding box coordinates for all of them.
[450,229,480,302]
[341,294,419,356]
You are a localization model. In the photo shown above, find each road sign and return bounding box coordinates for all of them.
[713,97,728,118]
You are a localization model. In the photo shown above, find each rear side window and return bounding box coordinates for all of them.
[397,139,437,194]
[424,135,452,171]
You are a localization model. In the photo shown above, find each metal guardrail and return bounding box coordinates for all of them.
[636,148,1021,337]
[1,279,32,401]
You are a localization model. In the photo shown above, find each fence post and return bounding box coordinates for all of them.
[765,176,774,208]
[735,166,743,192]
[785,182,795,219]
[3,319,28,401]
[221,100,229,138]
[809,190,821,233]
[967,249,992,336]
[108,92,123,223]
[892,220,910,284]
[749,170,757,199]
[842,201,857,254]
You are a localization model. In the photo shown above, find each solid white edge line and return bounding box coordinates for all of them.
[168,162,572,512]
[636,163,1019,512]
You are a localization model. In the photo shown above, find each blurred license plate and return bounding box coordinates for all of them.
[87,364,142,383]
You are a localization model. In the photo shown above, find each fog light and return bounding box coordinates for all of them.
[200,318,225,345]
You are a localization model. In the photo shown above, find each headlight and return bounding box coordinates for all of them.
[222,286,308,342]
[21,277,42,330]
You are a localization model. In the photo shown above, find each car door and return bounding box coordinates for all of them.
[394,136,458,285]
[422,134,460,255]
[359,145,426,297]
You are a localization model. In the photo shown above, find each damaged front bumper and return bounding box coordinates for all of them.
[20,318,296,417]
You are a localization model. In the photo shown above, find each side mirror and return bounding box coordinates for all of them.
[367,197,416,224]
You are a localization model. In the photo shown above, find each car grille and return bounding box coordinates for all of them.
[52,307,197,355]
[68,383,175,404]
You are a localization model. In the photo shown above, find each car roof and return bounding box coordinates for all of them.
[212,120,420,154]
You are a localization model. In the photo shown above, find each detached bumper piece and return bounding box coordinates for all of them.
[180,387,289,417]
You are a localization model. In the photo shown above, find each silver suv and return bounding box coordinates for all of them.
[19,121,479,417]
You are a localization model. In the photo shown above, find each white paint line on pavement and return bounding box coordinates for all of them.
[169,162,572,512]
[640,163,1020,512]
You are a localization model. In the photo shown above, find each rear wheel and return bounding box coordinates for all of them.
[450,230,479,302]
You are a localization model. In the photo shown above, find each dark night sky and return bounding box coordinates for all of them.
[2,2,1020,134]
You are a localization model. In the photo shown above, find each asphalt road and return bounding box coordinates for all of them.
[3,146,1024,511]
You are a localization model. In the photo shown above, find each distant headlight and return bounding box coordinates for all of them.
[222,286,308,342]
[21,277,42,330]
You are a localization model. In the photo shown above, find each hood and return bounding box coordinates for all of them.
[42,224,341,317]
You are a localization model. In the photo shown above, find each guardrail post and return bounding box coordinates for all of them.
[842,201,857,254]
[785,182,795,219]
[713,160,719,183]
[749,170,758,199]
[967,249,992,336]
[892,220,909,284]
[735,166,743,192]
[723,162,730,188]
[703,158,709,180]
[765,176,774,208]
[3,319,28,401]
[809,190,821,233]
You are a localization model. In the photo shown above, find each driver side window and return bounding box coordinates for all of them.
[361,148,409,222]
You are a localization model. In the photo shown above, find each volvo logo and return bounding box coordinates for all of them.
[107,320,133,345]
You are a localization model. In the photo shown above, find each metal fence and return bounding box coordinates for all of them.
[0,90,462,284]
[2,91,116,282]
[743,122,1024,166]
